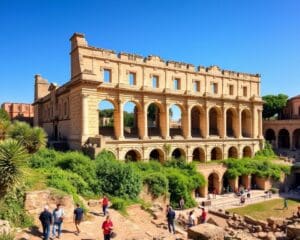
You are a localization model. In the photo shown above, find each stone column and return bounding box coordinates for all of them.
[222,107,227,138]
[238,108,242,138]
[183,106,191,139]
[163,104,170,139]
[142,106,148,139]
[81,93,89,137]
[115,101,124,140]
[205,107,210,138]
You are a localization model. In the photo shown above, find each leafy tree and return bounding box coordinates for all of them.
[262,94,288,119]
[7,121,47,153]
[0,139,29,199]
[99,109,114,118]
[0,109,9,121]
[124,111,134,127]
[147,104,157,122]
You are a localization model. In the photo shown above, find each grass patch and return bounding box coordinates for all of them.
[228,198,300,220]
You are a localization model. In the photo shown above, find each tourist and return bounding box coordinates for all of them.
[179,197,185,210]
[240,195,246,205]
[283,198,288,209]
[52,204,65,239]
[187,210,196,228]
[74,203,84,235]
[212,188,217,199]
[101,195,109,216]
[39,205,52,240]
[102,215,113,240]
[297,206,300,217]
[200,207,207,223]
[268,190,272,198]
[166,206,176,234]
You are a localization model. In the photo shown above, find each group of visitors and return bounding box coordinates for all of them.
[187,207,207,227]
[39,196,112,240]
[39,204,68,240]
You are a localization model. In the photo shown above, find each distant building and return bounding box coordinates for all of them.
[264,95,300,151]
[1,102,34,125]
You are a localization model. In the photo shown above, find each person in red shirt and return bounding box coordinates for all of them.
[102,215,113,240]
[200,207,207,223]
[101,195,109,216]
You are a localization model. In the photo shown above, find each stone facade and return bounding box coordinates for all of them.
[264,95,300,150]
[1,102,34,125]
[33,33,264,164]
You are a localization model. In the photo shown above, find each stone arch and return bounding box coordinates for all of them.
[209,107,222,136]
[147,102,163,138]
[265,128,276,142]
[241,109,252,138]
[123,100,143,139]
[190,105,205,138]
[192,147,205,162]
[293,129,300,149]
[125,149,142,162]
[171,147,186,159]
[228,146,238,159]
[169,104,184,138]
[98,99,117,138]
[208,172,220,194]
[226,108,238,138]
[211,147,222,160]
[149,148,165,162]
[278,128,290,149]
[243,146,252,158]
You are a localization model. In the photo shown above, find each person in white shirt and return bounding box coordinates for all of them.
[52,204,65,239]
[188,210,196,228]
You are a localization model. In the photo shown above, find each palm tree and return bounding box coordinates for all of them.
[0,139,28,199]
[7,121,47,153]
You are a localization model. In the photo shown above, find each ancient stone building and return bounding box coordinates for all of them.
[264,95,300,151]
[33,33,264,196]
[1,102,34,125]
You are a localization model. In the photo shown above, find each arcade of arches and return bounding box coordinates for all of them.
[264,124,300,150]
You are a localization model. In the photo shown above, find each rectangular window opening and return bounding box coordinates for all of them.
[103,69,111,83]
[211,83,218,94]
[193,81,200,92]
[152,75,159,88]
[174,78,180,90]
[229,85,234,95]
[243,86,247,97]
[129,72,136,86]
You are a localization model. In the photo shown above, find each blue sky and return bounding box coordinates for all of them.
[1,0,300,112]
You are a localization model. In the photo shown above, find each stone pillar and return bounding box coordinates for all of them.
[252,106,257,138]
[229,178,238,193]
[183,106,191,139]
[258,109,263,138]
[82,93,89,137]
[206,107,210,138]
[142,106,148,139]
[163,104,170,139]
[115,101,124,140]
[222,107,227,138]
[238,108,242,138]
[275,131,279,149]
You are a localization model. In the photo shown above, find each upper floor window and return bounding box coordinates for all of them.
[129,72,136,86]
[243,86,247,97]
[298,106,300,116]
[211,82,218,94]
[64,101,67,116]
[193,80,200,92]
[103,69,111,83]
[174,78,180,90]
[152,75,159,88]
[229,85,234,95]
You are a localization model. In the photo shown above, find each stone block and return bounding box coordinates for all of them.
[187,223,225,240]
[286,224,300,239]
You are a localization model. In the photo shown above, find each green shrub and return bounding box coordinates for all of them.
[43,167,93,196]
[143,172,168,197]
[28,148,61,168]
[0,232,15,240]
[55,151,98,192]
[96,150,116,161]
[255,141,276,158]
[0,187,33,228]
[95,157,142,199]
[110,197,126,212]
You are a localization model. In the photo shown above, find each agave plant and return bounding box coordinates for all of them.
[0,139,29,199]
[0,119,10,141]
[7,121,47,153]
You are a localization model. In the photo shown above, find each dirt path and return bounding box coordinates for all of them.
[16,205,187,240]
